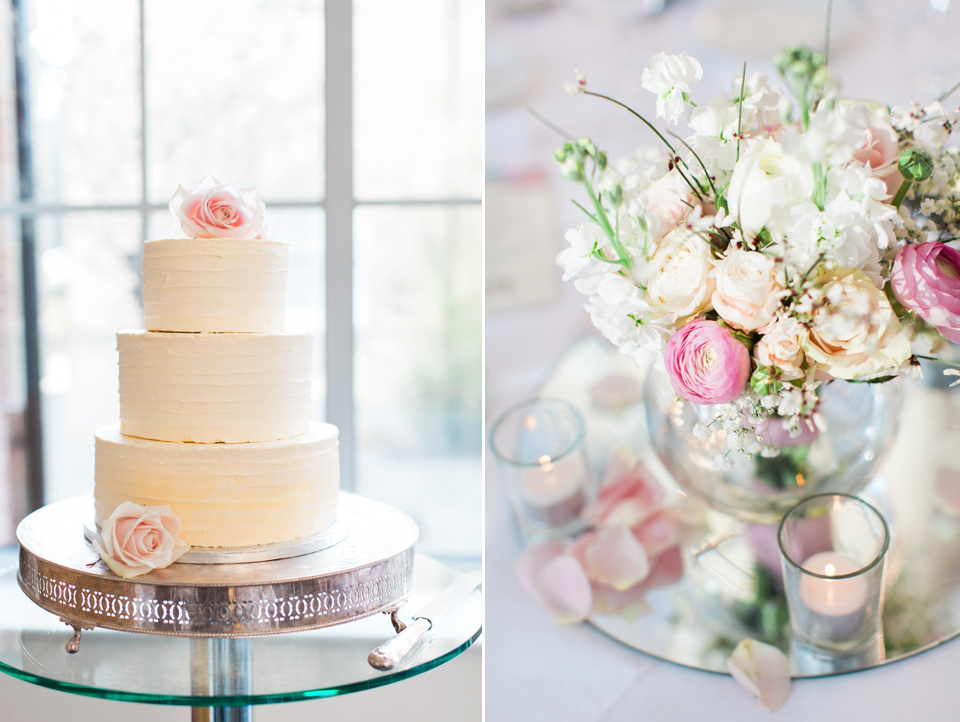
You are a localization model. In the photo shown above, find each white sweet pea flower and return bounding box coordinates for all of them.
[641,51,702,124]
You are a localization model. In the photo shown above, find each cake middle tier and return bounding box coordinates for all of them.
[94,421,340,548]
[118,330,312,443]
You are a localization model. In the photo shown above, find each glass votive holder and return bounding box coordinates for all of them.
[489,398,596,540]
[778,493,889,654]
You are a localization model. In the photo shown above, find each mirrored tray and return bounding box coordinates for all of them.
[539,337,960,678]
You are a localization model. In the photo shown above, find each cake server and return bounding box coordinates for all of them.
[368,569,482,671]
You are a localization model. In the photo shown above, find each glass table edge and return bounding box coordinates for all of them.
[0,626,483,707]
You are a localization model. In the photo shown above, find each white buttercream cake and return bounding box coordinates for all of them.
[92,184,340,549]
[143,238,289,333]
[117,330,312,444]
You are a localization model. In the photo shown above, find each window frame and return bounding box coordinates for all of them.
[5,0,482,514]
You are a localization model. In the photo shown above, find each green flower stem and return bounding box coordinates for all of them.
[891,179,912,208]
[736,62,747,162]
[668,131,717,199]
[813,162,826,210]
[581,89,705,200]
[938,79,960,103]
[915,354,960,369]
[584,179,630,268]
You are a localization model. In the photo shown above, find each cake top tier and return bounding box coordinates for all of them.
[169,175,267,240]
[143,178,288,333]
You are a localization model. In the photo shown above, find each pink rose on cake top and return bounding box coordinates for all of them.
[169,175,267,239]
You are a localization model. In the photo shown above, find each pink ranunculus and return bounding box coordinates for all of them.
[92,502,189,578]
[891,242,960,342]
[169,175,267,239]
[664,319,751,405]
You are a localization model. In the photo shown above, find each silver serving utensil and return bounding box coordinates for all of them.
[368,569,482,671]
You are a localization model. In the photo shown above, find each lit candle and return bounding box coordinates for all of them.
[796,551,870,643]
[520,453,587,528]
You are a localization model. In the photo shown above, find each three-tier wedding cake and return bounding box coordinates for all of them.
[92,178,340,549]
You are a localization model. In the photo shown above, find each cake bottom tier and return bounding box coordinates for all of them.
[93,421,340,548]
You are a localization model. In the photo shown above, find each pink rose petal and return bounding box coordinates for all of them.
[536,555,593,625]
[516,539,570,599]
[584,462,665,528]
[632,512,680,557]
[583,526,651,591]
[591,545,684,617]
[727,639,792,712]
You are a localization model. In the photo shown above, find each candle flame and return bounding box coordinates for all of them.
[538,454,552,465]
[825,563,836,577]
[524,415,538,431]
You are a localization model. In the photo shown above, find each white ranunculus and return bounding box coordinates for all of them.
[711,250,783,330]
[802,268,912,379]
[727,139,814,239]
[644,227,716,322]
[641,51,702,124]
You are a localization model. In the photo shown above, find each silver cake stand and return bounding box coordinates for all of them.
[17,492,418,653]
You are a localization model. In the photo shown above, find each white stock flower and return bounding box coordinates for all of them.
[644,227,716,322]
[641,51,702,124]
[727,139,814,239]
[711,250,783,330]
[557,223,607,281]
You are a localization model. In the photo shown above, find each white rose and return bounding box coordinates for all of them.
[712,250,783,330]
[755,320,805,379]
[802,268,912,379]
[727,139,814,239]
[644,227,716,322]
[644,171,693,228]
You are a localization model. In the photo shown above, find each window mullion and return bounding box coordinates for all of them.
[324,1,355,490]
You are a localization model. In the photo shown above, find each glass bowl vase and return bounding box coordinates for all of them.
[644,370,903,523]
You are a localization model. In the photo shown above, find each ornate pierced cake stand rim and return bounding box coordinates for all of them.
[81,513,352,565]
[16,493,418,638]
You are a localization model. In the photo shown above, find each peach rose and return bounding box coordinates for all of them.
[92,502,189,578]
[712,250,783,330]
[169,175,266,239]
[802,268,911,379]
[754,320,805,379]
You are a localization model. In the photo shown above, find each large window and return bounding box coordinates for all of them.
[0,0,482,559]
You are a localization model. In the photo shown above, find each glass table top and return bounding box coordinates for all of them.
[0,548,481,706]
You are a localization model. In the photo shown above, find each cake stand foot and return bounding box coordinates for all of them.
[388,607,407,633]
[58,618,93,654]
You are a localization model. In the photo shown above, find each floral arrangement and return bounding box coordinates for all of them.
[91,502,190,578]
[556,47,960,463]
[170,175,267,239]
